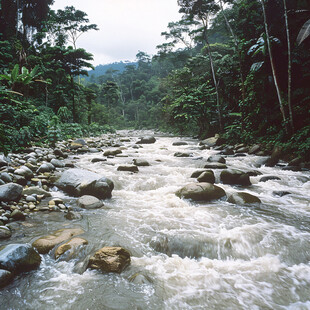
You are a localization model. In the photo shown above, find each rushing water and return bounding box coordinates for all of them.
[1,130,310,310]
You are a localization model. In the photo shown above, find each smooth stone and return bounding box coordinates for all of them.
[260,176,281,182]
[50,159,65,168]
[172,141,188,146]
[0,269,13,288]
[10,210,26,221]
[103,149,122,156]
[197,171,215,184]
[249,145,261,154]
[88,247,131,273]
[14,166,33,179]
[203,163,227,169]
[174,152,192,157]
[23,187,51,198]
[91,158,107,163]
[265,146,282,167]
[176,183,226,201]
[36,163,55,174]
[77,195,103,209]
[32,228,85,254]
[55,237,88,259]
[70,139,87,149]
[0,226,12,239]
[191,170,207,178]
[26,196,37,202]
[207,155,226,164]
[228,192,261,204]
[0,172,12,183]
[65,211,83,221]
[117,165,139,173]
[0,243,41,273]
[220,169,251,186]
[0,183,23,202]
[133,159,150,166]
[136,136,156,144]
[200,135,224,147]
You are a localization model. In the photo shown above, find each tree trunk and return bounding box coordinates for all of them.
[260,0,287,132]
[283,0,294,134]
[202,18,223,132]
[71,76,76,123]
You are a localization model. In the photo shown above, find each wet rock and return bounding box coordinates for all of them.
[91,158,107,163]
[65,211,83,221]
[70,139,87,149]
[54,149,65,157]
[228,192,261,204]
[191,170,207,178]
[176,183,226,201]
[32,228,85,254]
[0,244,41,273]
[0,172,12,183]
[14,166,34,180]
[136,136,156,144]
[259,176,281,182]
[207,155,226,164]
[235,147,249,153]
[0,226,12,239]
[265,146,282,167]
[36,163,55,174]
[288,157,302,167]
[172,141,188,146]
[10,209,26,221]
[56,169,114,199]
[77,195,103,209]
[23,187,51,198]
[197,171,215,184]
[220,169,251,186]
[0,179,5,186]
[0,155,8,168]
[249,145,261,155]
[103,149,122,156]
[273,191,291,197]
[174,152,192,157]
[133,159,150,166]
[26,195,37,203]
[0,269,13,288]
[0,183,23,202]
[50,159,65,168]
[55,237,88,259]
[203,163,227,169]
[220,148,234,156]
[117,165,139,173]
[200,135,225,147]
[14,175,27,186]
[88,247,131,273]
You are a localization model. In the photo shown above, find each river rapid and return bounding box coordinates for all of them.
[1,130,310,310]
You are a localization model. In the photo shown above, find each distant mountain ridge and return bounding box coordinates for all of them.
[86,61,137,81]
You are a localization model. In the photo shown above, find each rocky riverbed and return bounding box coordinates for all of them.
[0,130,310,309]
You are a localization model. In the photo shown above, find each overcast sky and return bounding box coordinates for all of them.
[52,0,182,66]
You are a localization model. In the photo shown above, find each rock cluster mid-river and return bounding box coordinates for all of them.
[1,130,310,310]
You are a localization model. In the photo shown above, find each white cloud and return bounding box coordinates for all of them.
[52,0,182,65]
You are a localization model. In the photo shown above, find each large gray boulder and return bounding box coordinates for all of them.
[0,244,41,273]
[14,166,33,180]
[0,269,13,288]
[197,171,215,184]
[228,192,261,204]
[0,183,23,202]
[56,168,114,199]
[176,183,226,201]
[136,136,156,144]
[220,169,251,186]
[200,135,225,147]
[88,247,131,273]
[265,146,282,167]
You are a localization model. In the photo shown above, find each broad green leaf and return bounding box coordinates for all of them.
[11,64,19,82]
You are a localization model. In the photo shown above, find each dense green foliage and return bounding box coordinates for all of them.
[0,0,309,158]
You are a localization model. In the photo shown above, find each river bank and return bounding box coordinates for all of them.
[1,130,310,309]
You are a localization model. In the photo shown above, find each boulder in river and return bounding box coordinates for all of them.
[172,141,188,146]
[36,163,55,174]
[0,243,41,273]
[70,139,87,149]
[0,226,12,239]
[207,155,226,164]
[133,159,150,166]
[136,136,156,144]
[0,269,13,288]
[197,171,215,184]
[23,186,51,198]
[203,163,227,169]
[0,155,8,168]
[176,183,226,201]
[259,176,281,182]
[14,166,34,180]
[103,149,122,156]
[174,152,192,157]
[0,183,23,202]
[117,165,139,173]
[50,159,65,168]
[77,195,103,209]
[88,247,131,273]
[220,169,251,186]
[265,146,282,167]
[55,237,88,259]
[91,158,107,163]
[228,192,261,204]
[56,168,114,199]
[200,135,225,147]
[32,227,85,254]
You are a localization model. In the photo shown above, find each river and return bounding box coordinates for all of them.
[1,130,310,310]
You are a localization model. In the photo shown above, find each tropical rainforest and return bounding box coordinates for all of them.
[0,0,309,159]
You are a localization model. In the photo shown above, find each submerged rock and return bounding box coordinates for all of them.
[32,228,85,254]
[172,141,188,146]
[220,169,251,186]
[77,195,103,209]
[260,176,281,182]
[0,243,41,273]
[228,192,261,204]
[55,237,88,259]
[174,152,192,157]
[0,183,23,202]
[176,183,226,201]
[0,226,12,239]
[133,159,150,166]
[117,165,139,173]
[203,163,227,169]
[88,247,131,273]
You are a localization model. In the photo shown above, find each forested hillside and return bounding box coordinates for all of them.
[0,0,310,159]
